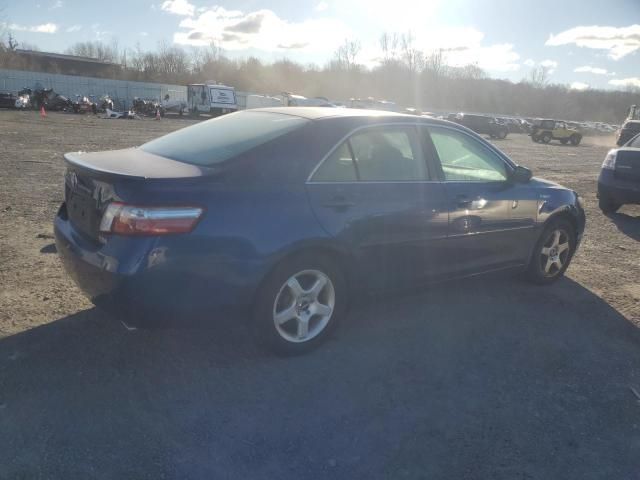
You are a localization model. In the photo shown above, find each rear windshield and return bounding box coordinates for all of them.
[141,111,309,166]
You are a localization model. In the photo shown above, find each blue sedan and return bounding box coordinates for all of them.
[54,108,585,354]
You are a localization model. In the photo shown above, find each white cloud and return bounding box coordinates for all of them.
[140,31,149,37]
[65,24,82,33]
[161,0,195,16]
[546,24,640,60]
[315,1,328,11]
[9,23,58,33]
[523,58,535,67]
[49,0,63,9]
[173,6,351,53]
[609,77,640,88]
[362,27,520,72]
[570,82,589,91]
[574,65,608,75]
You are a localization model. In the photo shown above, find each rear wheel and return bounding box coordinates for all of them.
[526,219,576,285]
[570,134,581,146]
[498,130,507,139]
[252,253,347,355]
[541,132,552,144]
[598,194,621,214]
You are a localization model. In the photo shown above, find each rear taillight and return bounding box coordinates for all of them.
[602,149,617,170]
[99,202,203,235]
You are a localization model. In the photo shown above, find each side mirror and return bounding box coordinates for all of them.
[512,165,532,183]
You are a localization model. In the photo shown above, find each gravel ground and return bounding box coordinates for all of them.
[0,110,639,479]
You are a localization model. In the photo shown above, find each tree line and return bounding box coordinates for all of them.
[1,34,638,124]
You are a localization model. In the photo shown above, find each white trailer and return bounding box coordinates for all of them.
[187,83,238,116]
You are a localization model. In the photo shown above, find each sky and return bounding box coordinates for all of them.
[2,0,640,91]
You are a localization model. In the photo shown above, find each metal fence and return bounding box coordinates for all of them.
[0,68,187,110]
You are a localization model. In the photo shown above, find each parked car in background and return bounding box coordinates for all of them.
[531,119,582,145]
[0,91,29,109]
[54,108,585,354]
[453,113,509,139]
[617,120,640,146]
[501,118,524,134]
[598,132,640,213]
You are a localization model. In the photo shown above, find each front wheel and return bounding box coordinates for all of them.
[526,220,576,285]
[252,254,347,355]
[498,130,507,139]
[570,134,581,146]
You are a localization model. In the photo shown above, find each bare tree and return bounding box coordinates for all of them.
[332,39,361,71]
[379,32,400,64]
[528,65,550,88]
[400,32,424,74]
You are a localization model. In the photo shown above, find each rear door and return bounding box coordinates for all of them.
[424,125,534,275]
[306,124,449,290]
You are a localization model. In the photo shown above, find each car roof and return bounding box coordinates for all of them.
[249,106,415,120]
[245,107,465,130]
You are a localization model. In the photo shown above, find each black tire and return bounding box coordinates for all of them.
[525,219,576,285]
[598,194,621,214]
[560,138,569,145]
[541,132,552,144]
[570,134,581,146]
[499,130,507,139]
[252,253,347,355]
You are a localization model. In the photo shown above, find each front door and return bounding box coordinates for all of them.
[425,125,533,275]
[306,124,449,291]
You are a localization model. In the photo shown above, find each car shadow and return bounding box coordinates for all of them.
[39,243,57,254]
[1,277,639,479]
[609,211,640,241]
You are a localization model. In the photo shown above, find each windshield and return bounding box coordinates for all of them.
[141,111,308,166]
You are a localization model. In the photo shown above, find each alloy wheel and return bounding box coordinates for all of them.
[272,270,335,343]
[539,228,571,277]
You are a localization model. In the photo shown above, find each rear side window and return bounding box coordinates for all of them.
[349,127,427,181]
[141,111,309,166]
[312,143,357,182]
[310,126,429,182]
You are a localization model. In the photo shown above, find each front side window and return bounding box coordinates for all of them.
[349,127,427,181]
[428,127,508,182]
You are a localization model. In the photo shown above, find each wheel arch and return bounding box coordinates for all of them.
[251,241,357,308]
[526,207,580,266]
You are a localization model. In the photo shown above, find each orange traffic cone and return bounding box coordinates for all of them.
[40,105,47,118]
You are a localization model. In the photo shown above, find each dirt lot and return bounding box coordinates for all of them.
[0,110,639,479]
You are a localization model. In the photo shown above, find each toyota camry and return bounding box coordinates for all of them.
[54,108,585,354]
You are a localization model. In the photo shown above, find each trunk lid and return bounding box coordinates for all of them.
[63,148,212,242]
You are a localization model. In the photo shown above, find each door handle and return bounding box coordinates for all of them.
[456,194,473,207]
[322,196,355,210]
